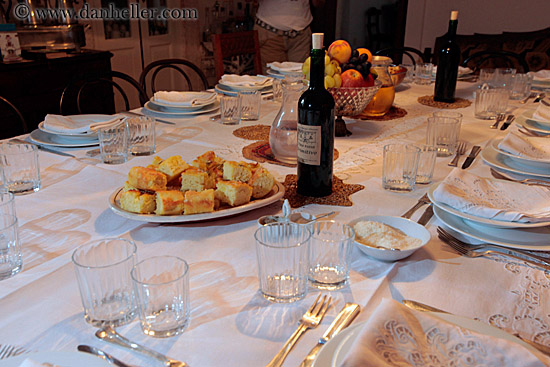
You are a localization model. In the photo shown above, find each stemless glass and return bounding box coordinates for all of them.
[426,116,461,156]
[0,213,21,280]
[382,144,420,192]
[127,116,156,156]
[220,94,242,125]
[97,122,129,164]
[0,143,41,194]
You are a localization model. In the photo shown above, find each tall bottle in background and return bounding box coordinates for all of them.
[297,33,335,197]
[434,10,460,103]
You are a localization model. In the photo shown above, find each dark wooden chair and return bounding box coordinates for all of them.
[213,31,262,80]
[461,51,530,73]
[59,71,148,115]
[139,58,209,96]
[374,47,429,65]
[0,96,27,139]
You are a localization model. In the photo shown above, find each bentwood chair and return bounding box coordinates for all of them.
[59,71,148,115]
[374,47,428,65]
[461,51,530,73]
[213,30,262,80]
[140,59,209,96]
[0,96,28,139]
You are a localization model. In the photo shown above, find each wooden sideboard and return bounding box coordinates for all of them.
[0,49,114,138]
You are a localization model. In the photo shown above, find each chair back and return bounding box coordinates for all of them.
[60,71,147,115]
[140,58,209,96]
[213,30,262,80]
[0,96,27,139]
[461,51,530,73]
[375,47,428,65]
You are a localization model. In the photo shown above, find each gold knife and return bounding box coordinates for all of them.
[299,303,361,367]
[402,300,550,356]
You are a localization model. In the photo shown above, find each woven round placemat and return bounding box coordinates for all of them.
[355,106,408,121]
[242,141,339,168]
[282,174,364,208]
[233,125,271,141]
[417,95,472,109]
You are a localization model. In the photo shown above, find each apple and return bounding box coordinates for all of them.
[340,69,367,87]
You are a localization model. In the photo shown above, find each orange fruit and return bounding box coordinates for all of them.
[357,48,373,63]
[328,40,352,64]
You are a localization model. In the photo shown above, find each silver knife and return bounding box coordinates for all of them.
[10,138,75,158]
[500,114,515,131]
[402,300,550,357]
[417,205,434,226]
[533,92,546,103]
[124,110,175,125]
[461,146,481,169]
[299,303,361,367]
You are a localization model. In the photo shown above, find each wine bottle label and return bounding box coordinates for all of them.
[297,123,321,165]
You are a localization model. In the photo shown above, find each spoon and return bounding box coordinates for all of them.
[288,211,336,224]
[77,345,133,367]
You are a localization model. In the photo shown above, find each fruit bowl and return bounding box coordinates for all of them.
[328,81,381,136]
[389,65,407,87]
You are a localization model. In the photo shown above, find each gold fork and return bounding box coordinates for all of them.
[266,294,332,367]
[490,113,505,129]
[448,142,467,166]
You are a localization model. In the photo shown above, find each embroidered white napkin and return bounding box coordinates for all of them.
[220,74,272,87]
[152,91,216,107]
[529,69,550,81]
[498,133,550,161]
[43,115,123,134]
[339,299,548,367]
[266,61,302,73]
[19,358,60,367]
[432,169,550,223]
[532,101,550,121]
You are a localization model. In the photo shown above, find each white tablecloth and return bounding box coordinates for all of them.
[1,82,549,366]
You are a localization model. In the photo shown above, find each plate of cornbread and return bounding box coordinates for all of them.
[109,151,285,223]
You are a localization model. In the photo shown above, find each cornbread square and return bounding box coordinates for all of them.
[184,189,215,215]
[181,167,210,192]
[128,166,167,191]
[155,190,184,215]
[120,190,156,214]
[223,161,252,182]
[158,155,190,182]
[147,156,164,169]
[192,151,224,171]
[123,181,138,192]
[248,167,275,199]
[215,181,253,207]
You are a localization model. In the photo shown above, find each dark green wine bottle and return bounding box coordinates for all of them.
[297,33,335,197]
[434,10,460,103]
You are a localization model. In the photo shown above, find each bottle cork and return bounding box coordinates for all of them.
[312,33,324,50]
[450,11,458,20]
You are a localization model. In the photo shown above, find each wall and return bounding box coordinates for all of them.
[405,0,550,52]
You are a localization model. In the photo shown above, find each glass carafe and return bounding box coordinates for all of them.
[269,79,307,164]
[362,56,395,117]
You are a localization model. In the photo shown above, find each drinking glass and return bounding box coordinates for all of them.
[0,189,16,216]
[0,143,41,194]
[97,122,129,164]
[239,90,261,120]
[254,222,311,303]
[131,256,190,338]
[474,86,509,120]
[0,214,21,280]
[382,144,420,192]
[271,76,284,102]
[426,116,461,156]
[220,94,242,125]
[415,145,438,184]
[308,220,354,290]
[433,110,463,124]
[510,73,533,100]
[127,116,156,156]
[414,63,433,85]
[72,238,137,327]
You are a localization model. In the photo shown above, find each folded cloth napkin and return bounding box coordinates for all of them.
[266,61,303,73]
[339,298,548,367]
[220,74,272,87]
[152,91,216,107]
[532,101,550,121]
[529,69,550,81]
[432,169,550,223]
[43,114,123,134]
[498,133,550,161]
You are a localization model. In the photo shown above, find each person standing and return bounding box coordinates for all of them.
[254,0,324,72]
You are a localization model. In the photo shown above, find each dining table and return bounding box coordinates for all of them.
[1,78,550,366]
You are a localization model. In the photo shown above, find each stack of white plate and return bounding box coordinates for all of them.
[214,75,273,96]
[266,61,303,78]
[428,183,550,252]
[143,91,220,117]
[29,114,108,147]
[516,110,550,136]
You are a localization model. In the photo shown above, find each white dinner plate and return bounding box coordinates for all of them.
[532,79,550,89]
[516,118,550,136]
[29,129,99,147]
[109,181,285,223]
[38,114,116,137]
[481,144,550,178]
[0,351,110,367]
[143,100,220,117]
[214,83,273,96]
[427,182,550,229]
[433,206,550,251]
[313,312,536,367]
[519,110,550,129]
[147,99,216,112]
[491,138,550,168]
